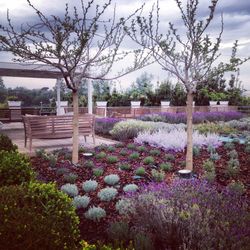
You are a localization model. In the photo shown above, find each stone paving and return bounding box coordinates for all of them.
[1,122,118,156]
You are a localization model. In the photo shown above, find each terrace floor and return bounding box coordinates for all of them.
[1,122,118,156]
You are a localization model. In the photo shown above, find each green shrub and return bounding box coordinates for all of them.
[35,148,46,157]
[149,149,161,156]
[118,163,131,171]
[224,142,235,150]
[107,146,115,152]
[95,151,107,159]
[129,152,140,160]
[115,142,125,148]
[60,184,78,197]
[210,152,220,161]
[0,182,80,250]
[143,156,155,165]
[151,169,165,182]
[137,145,146,152]
[56,167,70,176]
[226,159,240,177]
[193,146,200,157]
[244,144,250,153]
[160,162,172,172]
[227,181,246,195]
[84,160,95,168]
[228,149,238,159]
[104,174,120,186]
[72,195,90,209]
[0,150,35,187]
[97,144,107,150]
[82,180,98,192]
[97,187,118,201]
[195,122,236,135]
[93,168,104,177]
[84,206,106,222]
[45,153,58,168]
[203,171,216,182]
[202,160,215,172]
[63,173,78,184]
[119,149,128,156]
[0,133,17,152]
[107,156,119,164]
[127,143,136,150]
[135,167,146,176]
[165,153,175,161]
[207,145,216,154]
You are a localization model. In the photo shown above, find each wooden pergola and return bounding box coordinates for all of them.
[0,62,93,114]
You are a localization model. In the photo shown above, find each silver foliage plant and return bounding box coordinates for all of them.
[84,206,106,222]
[97,187,118,201]
[72,195,90,209]
[123,184,139,193]
[104,174,120,186]
[82,180,98,193]
[135,129,222,152]
[60,184,78,197]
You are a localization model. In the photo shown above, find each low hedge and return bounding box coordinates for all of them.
[0,182,80,250]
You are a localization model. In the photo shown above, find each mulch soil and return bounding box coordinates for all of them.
[30,142,250,243]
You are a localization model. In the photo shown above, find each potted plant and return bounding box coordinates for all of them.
[7,96,21,109]
[208,92,227,106]
[130,92,141,107]
[161,100,170,106]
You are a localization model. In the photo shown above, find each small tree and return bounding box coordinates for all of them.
[127,0,249,170]
[0,0,151,163]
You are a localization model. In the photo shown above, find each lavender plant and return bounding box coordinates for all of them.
[116,179,250,249]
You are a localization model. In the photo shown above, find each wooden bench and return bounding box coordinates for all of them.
[22,114,95,151]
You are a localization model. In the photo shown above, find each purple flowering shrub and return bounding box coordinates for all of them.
[138,111,243,124]
[111,179,250,249]
[95,118,123,135]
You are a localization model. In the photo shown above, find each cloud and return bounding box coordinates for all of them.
[0,0,249,90]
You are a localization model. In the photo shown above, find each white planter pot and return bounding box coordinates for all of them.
[161,101,170,106]
[96,101,108,107]
[8,101,21,107]
[220,101,229,106]
[209,101,218,106]
[56,101,68,107]
[131,101,141,108]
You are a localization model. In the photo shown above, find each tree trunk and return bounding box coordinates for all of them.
[72,90,79,164]
[186,91,193,171]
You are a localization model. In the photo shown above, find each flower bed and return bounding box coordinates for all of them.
[30,139,250,245]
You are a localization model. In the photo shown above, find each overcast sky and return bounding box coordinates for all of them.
[0,0,249,91]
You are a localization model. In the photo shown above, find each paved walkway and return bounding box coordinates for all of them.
[1,122,118,156]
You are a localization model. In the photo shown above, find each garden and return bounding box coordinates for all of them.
[0,111,249,250]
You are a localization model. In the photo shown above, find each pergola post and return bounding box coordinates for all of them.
[56,78,61,115]
[87,79,93,114]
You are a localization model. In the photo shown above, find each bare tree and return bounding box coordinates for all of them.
[127,0,249,170]
[0,0,152,163]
